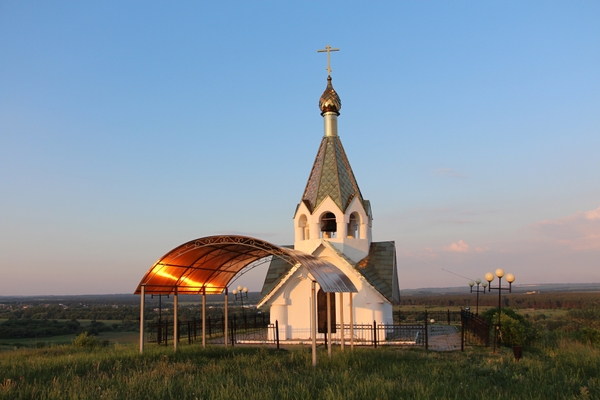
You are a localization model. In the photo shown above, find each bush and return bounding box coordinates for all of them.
[480,307,539,346]
[572,327,600,347]
[85,320,114,335]
[500,313,527,346]
[72,332,101,348]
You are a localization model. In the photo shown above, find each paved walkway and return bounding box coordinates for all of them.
[427,325,461,352]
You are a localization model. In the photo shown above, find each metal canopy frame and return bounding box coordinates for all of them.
[135,235,357,295]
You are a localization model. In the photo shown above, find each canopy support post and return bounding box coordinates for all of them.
[327,291,332,357]
[173,287,178,352]
[350,293,354,350]
[224,287,229,347]
[139,284,145,354]
[339,292,344,352]
[311,281,317,367]
[202,288,206,348]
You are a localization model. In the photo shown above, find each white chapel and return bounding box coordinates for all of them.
[257,48,400,340]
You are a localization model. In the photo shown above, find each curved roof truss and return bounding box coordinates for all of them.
[134,235,357,295]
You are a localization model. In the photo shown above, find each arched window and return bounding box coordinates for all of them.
[348,212,360,239]
[299,215,309,240]
[320,212,337,238]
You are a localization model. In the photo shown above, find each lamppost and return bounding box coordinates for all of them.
[232,285,249,318]
[468,278,487,315]
[485,269,515,348]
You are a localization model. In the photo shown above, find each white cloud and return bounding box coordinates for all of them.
[534,206,600,250]
[442,240,489,253]
[444,239,470,253]
[584,207,600,221]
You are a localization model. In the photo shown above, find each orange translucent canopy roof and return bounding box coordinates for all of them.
[134,235,357,295]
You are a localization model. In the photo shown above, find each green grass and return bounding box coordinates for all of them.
[1,342,599,399]
[0,331,138,350]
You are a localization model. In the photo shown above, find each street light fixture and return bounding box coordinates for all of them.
[468,278,487,315]
[485,269,515,349]
[232,285,249,317]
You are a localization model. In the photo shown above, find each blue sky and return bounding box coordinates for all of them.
[1,1,599,295]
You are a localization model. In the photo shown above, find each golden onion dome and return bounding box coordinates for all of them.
[319,76,341,115]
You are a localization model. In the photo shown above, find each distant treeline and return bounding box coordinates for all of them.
[1,304,141,321]
[400,291,600,309]
[0,295,264,329]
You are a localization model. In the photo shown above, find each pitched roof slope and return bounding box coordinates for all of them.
[259,246,294,298]
[301,136,368,214]
[258,240,400,305]
[355,241,400,304]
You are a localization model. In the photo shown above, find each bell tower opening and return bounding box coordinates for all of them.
[320,212,337,239]
[348,212,360,239]
[298,215,309,240]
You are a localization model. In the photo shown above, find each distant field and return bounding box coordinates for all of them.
[395,305,569,318]
[399,290,600,310]
[0,333,76,349]
[0,330,138,350]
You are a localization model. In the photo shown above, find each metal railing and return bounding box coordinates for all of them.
[460,310,490,350]
[317,322,428,348]
[396,309,461,325]
[146,313,275,346]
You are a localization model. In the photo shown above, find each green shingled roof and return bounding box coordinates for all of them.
[301,136,369,214]
[259,247,295,298]
[354,241,400,304]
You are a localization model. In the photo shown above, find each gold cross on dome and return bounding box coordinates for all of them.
[317,44,340,76]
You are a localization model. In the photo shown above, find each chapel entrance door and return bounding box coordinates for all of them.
[317,288,336,333]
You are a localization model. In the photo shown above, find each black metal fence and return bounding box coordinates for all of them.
[396,309,461,325]
[146,313,276,346]
[322,322,428,348]
[145,310,468,351]
[460,310,490,350]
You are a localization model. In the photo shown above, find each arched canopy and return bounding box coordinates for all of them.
[135,235,357,295]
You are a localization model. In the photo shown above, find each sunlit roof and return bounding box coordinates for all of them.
[135,235,357,295]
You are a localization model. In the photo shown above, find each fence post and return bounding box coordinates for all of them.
[221,315,225,338]
[165,320,168,346]
[424,312,428,350]
[275,319,280,349]
[461,311,465,352]
[373,320,377,348]
[447,309,450,325]
[231,316,236,346]
[157,320,162,345]
[188,321,192,344]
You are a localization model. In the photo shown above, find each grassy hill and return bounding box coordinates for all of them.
[0,342,599,399]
